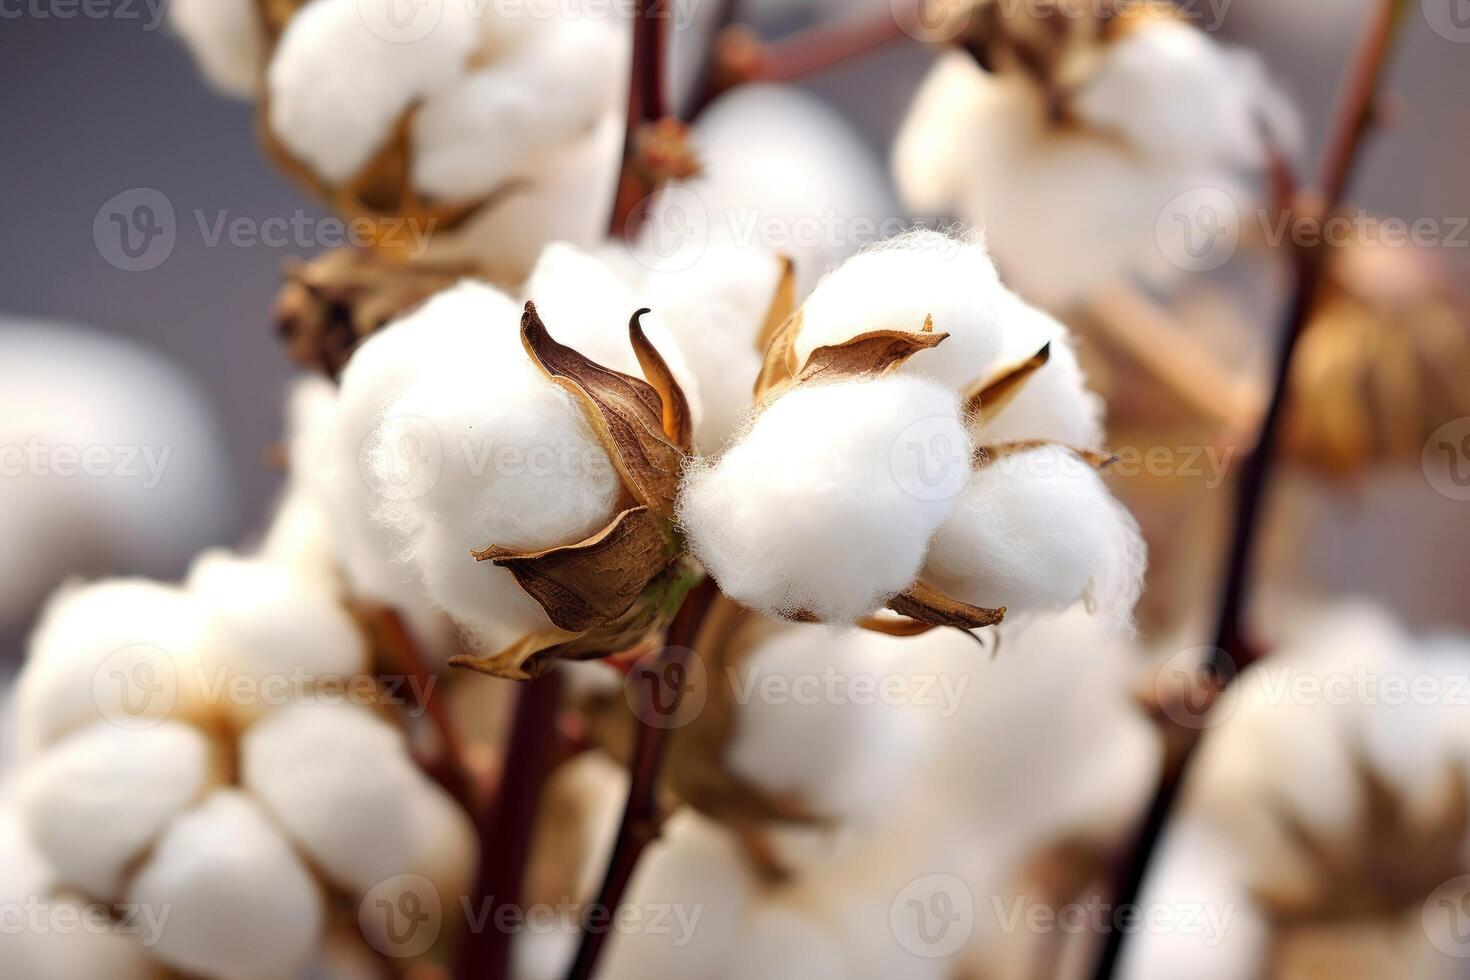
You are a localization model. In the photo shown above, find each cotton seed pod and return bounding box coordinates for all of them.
[185,548,369,723]
[15,578,221,756]
[127,789,325,980]
[16,721,218,901]
[240,701,475,900]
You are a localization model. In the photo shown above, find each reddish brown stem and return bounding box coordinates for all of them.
[609,0,671,236]
[563,577,719,980]
[378,608,475,811]
[455,672,562,980]
[1091,3,1411,977]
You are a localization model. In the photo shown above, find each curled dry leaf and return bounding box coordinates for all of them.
[965,341,1052,419]
[972,440,1120,471]
[753,310,949,402]
[886,579,1007,631]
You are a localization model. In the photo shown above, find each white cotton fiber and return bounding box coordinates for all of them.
[240,701,475,899]
[167,0,266,97]
[266,0,479,183]
[795,231,1006,393]
[185,549,368,721]
[678,374,970,623]
[17,721,214,900]
[128,790,325,980]
[15,579,219,755]
[922,445,1144,631]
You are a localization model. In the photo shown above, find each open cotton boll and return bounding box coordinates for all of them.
[15,579,219,756]
[128,789,324,980]
[923,445,1144,631]
[725,625,930,820]
[795,232,1005,393]
[186,549,368,721]
[167,0,265,97]
[17,721,215,900]
[266,0,479,184]
[413,17,628,200]
[642,244,787,453]
[241,701,474,898]
[978,290,1104,447]
[0,808,162,980]
[678,375,970,623]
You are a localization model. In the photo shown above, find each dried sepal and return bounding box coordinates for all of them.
[754,311,950,402]
[450,560,702,681]
[973,440,1120,471]
[964,342,1052,418]
[520,301,689,511]
[628,309,694,449]
[885,579,1006,631]
[472,506,678,634]
[754,256,798,354]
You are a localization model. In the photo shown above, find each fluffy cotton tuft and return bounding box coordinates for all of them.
[795,231,1006,392]
[167,0,266,97]
[923,445,1145,631]
[127,790,325,980]
[16,721,215,900]
[679,374,970,623]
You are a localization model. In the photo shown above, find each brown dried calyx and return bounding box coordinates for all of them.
[273,247,481,377]
[450,303,700,681]
[631,118,702,187]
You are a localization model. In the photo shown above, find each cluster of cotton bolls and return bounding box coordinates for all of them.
[1125,601,1470,980]
[169,0,629,274]
[678,230,1145,630]
[0,519,475,978]
[894,9,1300,307]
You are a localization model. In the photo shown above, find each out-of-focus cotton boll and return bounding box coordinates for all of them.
[795,231,1005,391]
[167,0,265,97]
[15,579,218,756]
[724,904,851,980]
[524,242,703,419]
[978,290,1104,447]
[597,812,756,980]
[240,702,475,899]
[261,378,343,584]
[16,721,215,900]
[0,807,162,980]
[128,789,325,980]
[678,375,970,623]
[923,446,1145,631]
[638,244,786,453]
[725,625,930,820]
[641,85,901,297]
[0,320,234,633]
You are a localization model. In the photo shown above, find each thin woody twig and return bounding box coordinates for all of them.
[609,0,674,236]
[563,577,720,980]
[1090,3,1413,977]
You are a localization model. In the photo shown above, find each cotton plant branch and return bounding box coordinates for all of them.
[1091,2,1414,977]
[564,576,720,980]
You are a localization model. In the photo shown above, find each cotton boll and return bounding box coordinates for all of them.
[642,84,901,296]
[186,549,368,721]
[642,244,786,453]
[16,721,215,900]
[413,17,628,200]
[795,232,1006,393]
[0,320,234,633]
[15,579,219,755]
[725,625,930,820]
[266,0,479,184]
[597,812,756,980]
[923,445,1144,631]
[240,702,475,898]
[679,375,970,623]
[978,290,1104,447]
[167,0,266,97]
[128,789,325,980]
